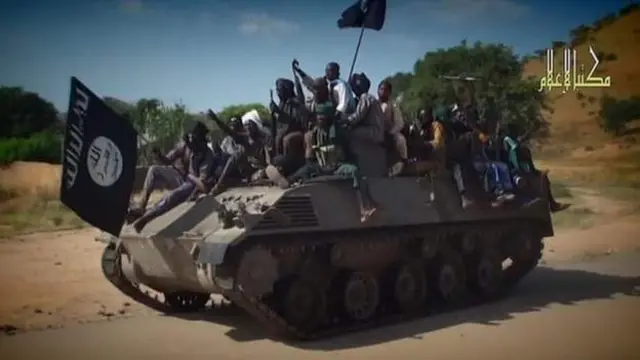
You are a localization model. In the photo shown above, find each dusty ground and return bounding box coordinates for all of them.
[1,246,639,360]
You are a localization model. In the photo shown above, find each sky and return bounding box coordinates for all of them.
[0,0,634,113]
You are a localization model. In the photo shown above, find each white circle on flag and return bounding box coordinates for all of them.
[86,136,123,187]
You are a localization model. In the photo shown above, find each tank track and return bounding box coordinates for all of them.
[100,242,235,314]
[221,219,545,340]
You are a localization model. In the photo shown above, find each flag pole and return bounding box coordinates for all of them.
[347,25,366,80]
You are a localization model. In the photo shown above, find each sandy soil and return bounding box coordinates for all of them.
[0,229,158,332]
[1,249,639,360]
[0,211,639,335]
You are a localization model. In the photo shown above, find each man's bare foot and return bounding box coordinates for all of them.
[265,165,289,189]
[389,161,404,177]
[461,195,474,209]
[360,207,377,223]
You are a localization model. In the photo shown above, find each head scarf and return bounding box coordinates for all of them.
[275,78,295,99]
[190,121,209,141]
[349,72,370,95]
[241,109,271,138]
[433,105,450,123]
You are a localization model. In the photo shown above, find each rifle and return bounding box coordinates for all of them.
[269,89,277,159]
[439,75,480,82]
[206,109,249,148]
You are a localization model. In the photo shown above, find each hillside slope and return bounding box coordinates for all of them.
[523,8,640,167]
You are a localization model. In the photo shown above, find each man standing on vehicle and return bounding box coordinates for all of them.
[293,60,356,117]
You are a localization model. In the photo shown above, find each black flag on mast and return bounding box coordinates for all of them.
[337,0,387,31]
[60,77,138,237]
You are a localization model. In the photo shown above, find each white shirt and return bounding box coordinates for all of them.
[329,78,356,114]
[220,136,244,159]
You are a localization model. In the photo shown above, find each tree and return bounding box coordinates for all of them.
[619,3,639,16]
[103,97,134,116]
[131,100,192,165]
[0,86,59,138]
[593,13,617,30]
[383,72,413,98]
[390,41,549,136]
[533,49,546,58]
[598,95,640,136]
[551,40,566,49]
[103,96,215,164]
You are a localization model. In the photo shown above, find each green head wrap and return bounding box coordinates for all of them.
[315,101,335,117]
[433,105,450,122]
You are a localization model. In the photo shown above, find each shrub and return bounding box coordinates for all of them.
[619,3,639,16]
[533,49,546,58]
[593,13,617,30]
[0,131,62,165]
[576,91,585,100]
[604,53,618,61]
[569,25,591,46]
[598,95,640,136]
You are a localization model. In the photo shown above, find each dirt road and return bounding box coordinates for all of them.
[2,213,639,333]
[1,251,638,360]
[0,209,639,358]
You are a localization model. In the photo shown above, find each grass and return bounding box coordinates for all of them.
[0,184,165,239]
[0,187,86,238]
[552,206,596,230]
[550,181,573,199]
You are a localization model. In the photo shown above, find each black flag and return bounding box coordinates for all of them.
[337,0,386,31]
[60,77,138,237]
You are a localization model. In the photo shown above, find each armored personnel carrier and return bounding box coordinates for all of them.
[96,167,552,340]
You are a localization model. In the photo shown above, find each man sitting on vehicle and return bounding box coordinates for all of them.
[128,125,201,219]
[219,117,247,159]
[445,102,489,209]
[473,137,518,207]
[406,106,446,175]
[266,76,333,187]
[269,77,307,177]
[270,102,377,222]
[241,114,273,180]
[131,121,216,232]
[501,124,568,212]
[209,112,270,189]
